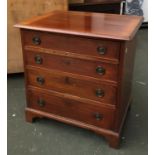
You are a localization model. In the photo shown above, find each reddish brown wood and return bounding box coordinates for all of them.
[25,50,118,82]
[114,36,137,132]
[27,87,115,129]
[26,107,119,144]
[25,108,44,123]
[28,85,116,110]
[25,45,119,65]
[15,11,143,40]
[16,11,143,149]
[104,134,120,148]
[25,109,34,123]
[26,66,117,105]
[22,29,120,62]
[26,106,120,147]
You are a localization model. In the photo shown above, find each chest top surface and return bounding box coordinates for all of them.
[15,11,143,40]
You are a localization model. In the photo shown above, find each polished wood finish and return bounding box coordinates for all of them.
[114,37,137,132]
[15,11,143,40]
[27,87,115,129]
[16,11,143,148]
[22,29,120,62]
[26,67,117,105]
[25,49,118,82]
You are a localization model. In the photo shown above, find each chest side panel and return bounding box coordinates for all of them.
[114,37,137,132]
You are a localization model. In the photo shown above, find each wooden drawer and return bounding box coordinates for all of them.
[25,50,118,82]
[27,88,115,129]
[27,67,117,105]
[22,30,120,61]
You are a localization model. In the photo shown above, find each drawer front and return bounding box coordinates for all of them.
[27,88,115,129]
[25,51,118,82]
[27,67,117,105]
[23,30,120,61]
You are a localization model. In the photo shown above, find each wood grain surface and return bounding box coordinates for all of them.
[26,66,117,105]
[27,87,115,129]
[25,50,119,82]
[15,10,143,40]
[17,10,143,148]
[22,29,121,62]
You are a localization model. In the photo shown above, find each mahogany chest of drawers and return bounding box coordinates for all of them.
[16,11,143,148]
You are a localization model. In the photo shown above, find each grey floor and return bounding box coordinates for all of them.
[8,29,148,155]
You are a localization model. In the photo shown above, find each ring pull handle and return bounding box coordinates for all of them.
[96,89,104,97]
[36,76,45,85]
[96,66,105,75]
[97,46,107,55]
[32,36,41,45]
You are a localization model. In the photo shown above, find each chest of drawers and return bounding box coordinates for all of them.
[15,11,143,148]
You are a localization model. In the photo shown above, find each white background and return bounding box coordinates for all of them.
[142,0,148,22]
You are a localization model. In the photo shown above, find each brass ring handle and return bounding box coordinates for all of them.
[96,89,104,97]
[32,36,41,45]
[36,76,45,85]
[96,66,105,75]
[97,46,107,55]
